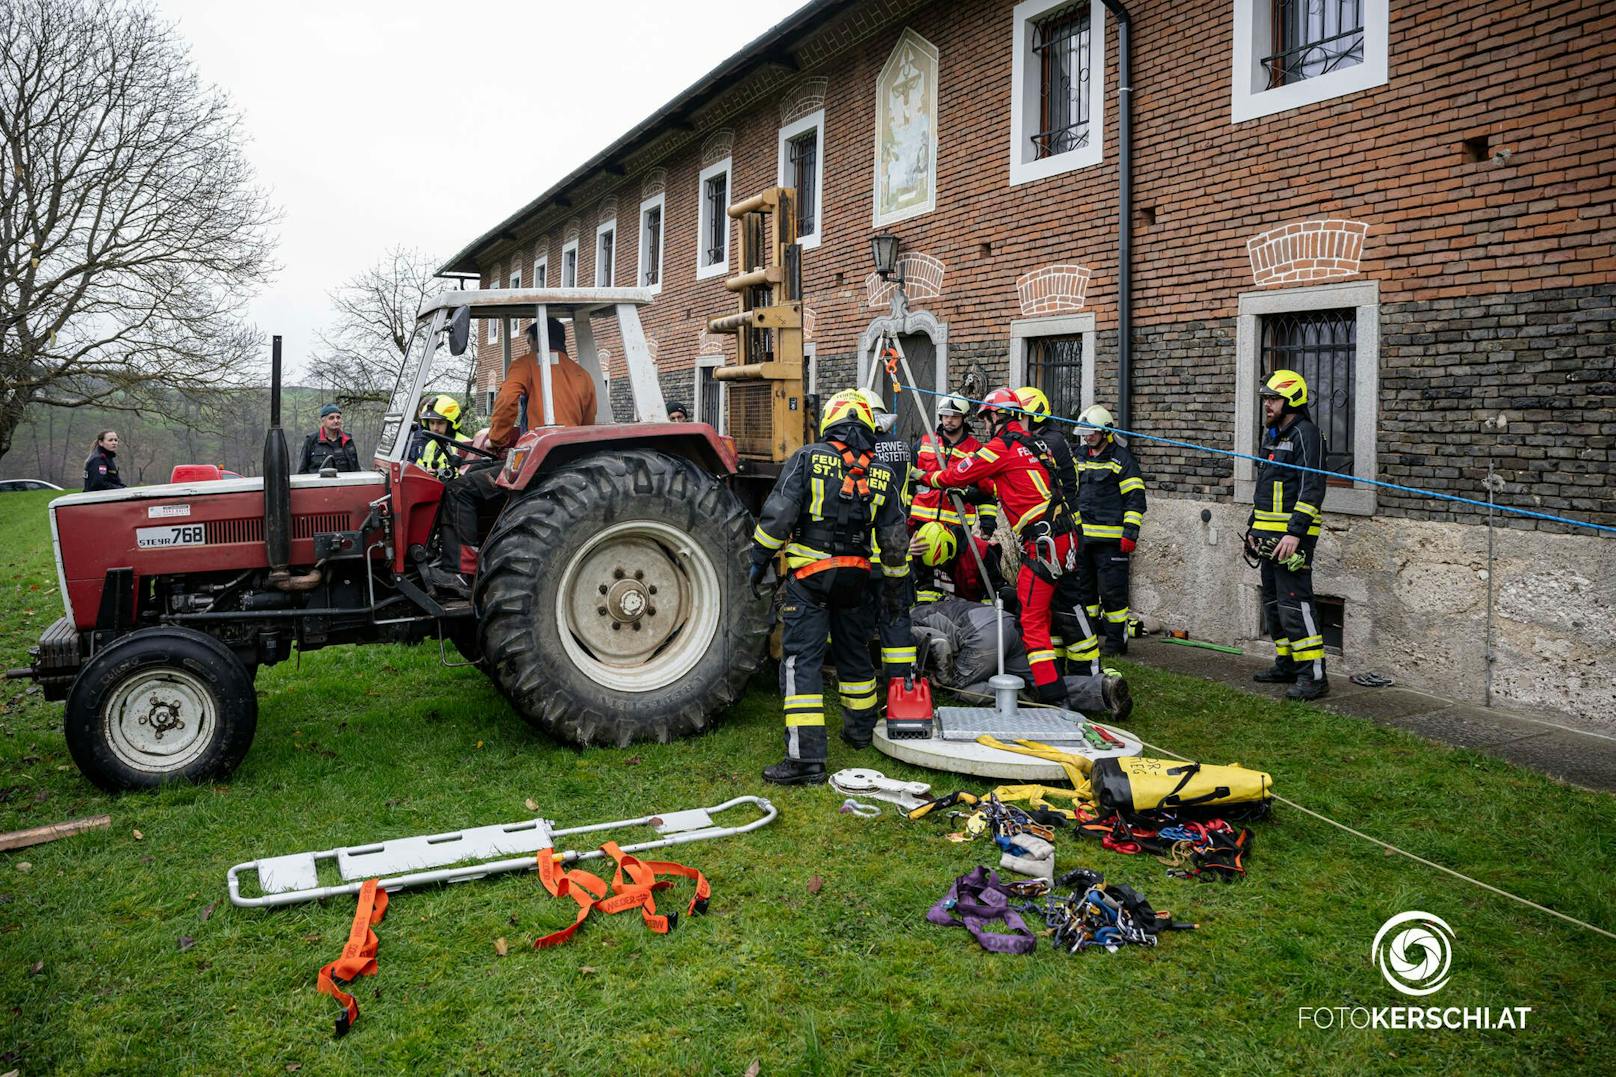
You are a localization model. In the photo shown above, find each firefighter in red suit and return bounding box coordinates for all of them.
[917,387,1098,704]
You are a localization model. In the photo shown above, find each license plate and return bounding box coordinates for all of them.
[136,524,206,549]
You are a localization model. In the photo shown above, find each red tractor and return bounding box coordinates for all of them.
[8,287,798,791]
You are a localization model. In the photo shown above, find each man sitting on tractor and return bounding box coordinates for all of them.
[424,318,595,599]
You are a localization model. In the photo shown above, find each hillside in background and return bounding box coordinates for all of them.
[0,385,475,487]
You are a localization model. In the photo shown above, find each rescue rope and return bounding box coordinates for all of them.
[895,383,1616,536]
[952,687,1616,941]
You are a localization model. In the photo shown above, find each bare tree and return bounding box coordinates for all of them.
[311,247,462,405]
[0,0,277,467]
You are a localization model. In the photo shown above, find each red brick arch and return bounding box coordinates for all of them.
[1016,264,1092,316]
[1247,219,1370,286]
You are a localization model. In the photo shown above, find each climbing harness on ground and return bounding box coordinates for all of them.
[1015,871,1197,954]
[927,866,1040,955]
[532,839,711,948]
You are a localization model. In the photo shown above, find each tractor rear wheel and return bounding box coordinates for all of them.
[64,627,258,792]
[475,450,769,746]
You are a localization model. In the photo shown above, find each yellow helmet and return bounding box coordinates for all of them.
[914,521,958,568]
[423,394,463,426]
[820,390,876,436]
[1260,369,1309,408]
[1014,387,1050,423]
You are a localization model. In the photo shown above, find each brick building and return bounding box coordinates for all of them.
[442,0,1616,723]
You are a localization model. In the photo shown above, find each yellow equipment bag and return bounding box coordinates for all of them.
[1091,756,1272,818]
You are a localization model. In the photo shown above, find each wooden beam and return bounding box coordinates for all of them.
[0,814,111,852]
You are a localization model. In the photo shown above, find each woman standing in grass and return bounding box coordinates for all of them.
[83,430,125,492]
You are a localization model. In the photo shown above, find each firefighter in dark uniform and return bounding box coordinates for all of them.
[1248,368,1330,700]
[853,389,918,682]
[919,387,1100,703]
[1070,402,1147,656]
[748,392,911,785]
[1013,387,1100,673]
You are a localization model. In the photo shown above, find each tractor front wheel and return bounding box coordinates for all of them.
[64,627,258,792]
[475,450,769,746]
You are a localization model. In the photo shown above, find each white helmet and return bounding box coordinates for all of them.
[852,388,898,434]
[1077,404,1115,431]
[936,395,970,421]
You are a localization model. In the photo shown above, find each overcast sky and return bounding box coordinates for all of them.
[153,0,810,380]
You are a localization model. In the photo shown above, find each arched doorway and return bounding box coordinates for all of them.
[859,308,948,444]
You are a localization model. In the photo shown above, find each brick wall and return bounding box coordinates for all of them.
[469,0,1614,529]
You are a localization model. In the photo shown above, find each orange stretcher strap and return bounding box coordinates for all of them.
[532,843,710,947]
[793,554,871,580]
[316,878,389,1038]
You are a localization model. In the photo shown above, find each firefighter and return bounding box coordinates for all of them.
[910,394,998,535]
[917,387,1099,703]
[747,392,910,785]
[1070,403,1147,656]
[1013,387,1100,672]
[852,389,918,682]
[413,395,471,475]
[1247,368,1330,700]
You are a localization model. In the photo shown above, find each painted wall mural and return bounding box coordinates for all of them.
[873,28,939,227]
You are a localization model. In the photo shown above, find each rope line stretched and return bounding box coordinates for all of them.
[891,382,1616,536]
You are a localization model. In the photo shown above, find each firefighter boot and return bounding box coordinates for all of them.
[762,758,828,785]
[1101,673,1134,722]
[1287,666,1330,701]
[1253,656,1301,683]
[1101,622,1129,658]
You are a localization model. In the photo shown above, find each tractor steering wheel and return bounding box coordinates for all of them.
[420,429,500,460]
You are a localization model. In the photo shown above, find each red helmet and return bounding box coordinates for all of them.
[980,387,1021,418]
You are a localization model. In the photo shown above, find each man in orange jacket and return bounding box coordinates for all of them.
[425,318,597,598]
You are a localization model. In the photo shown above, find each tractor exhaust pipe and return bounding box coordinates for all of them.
[264,336,295,583]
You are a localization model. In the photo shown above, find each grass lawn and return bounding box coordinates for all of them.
[2,486,1613,1074]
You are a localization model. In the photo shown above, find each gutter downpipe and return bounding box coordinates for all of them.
[1102,0,1133,430]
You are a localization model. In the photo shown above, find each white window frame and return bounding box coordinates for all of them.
[532,251,548,289]
[804,342,818,395]
[487,263,502,342]
[637,193,665,295]
[560,241,579,287]
[595,220,616,287]
[507,267,522,341]
[1009,0,1106,187]
[696,158,733,280]
[694,354,727,435]
[777,109,825,250]
[1008,313,1098,413]
[1233,280,1380,516]
[1231,0,1389,123]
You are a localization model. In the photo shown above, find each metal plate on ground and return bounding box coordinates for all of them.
[937,706,1090,742]
[650,809,715,834]
[335,818,555,882]
[256,853,320,895]
[873,717,1142,781]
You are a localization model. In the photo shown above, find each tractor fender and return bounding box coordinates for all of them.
[495,423,737,491]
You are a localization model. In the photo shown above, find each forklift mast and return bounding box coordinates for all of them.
[707,186,811,482]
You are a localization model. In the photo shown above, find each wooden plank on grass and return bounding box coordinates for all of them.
[0,814,112,852]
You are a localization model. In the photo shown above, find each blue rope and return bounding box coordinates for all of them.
[894,383,1616,537]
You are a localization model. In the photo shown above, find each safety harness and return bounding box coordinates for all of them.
[314,843,710,1036]
[793,440,878,579]
[926,866,1039,955]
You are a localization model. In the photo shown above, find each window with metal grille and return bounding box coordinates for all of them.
[697,363,723,433]
[595,228,614,287]
[561,245,577,287]
[1025,334,1084,420]
[1032,3,1091,159]
[1260,309,1355,479]
[789,130,817,237]
[533,259,547,288]
[1264,0,1364,88]
[707,170,733,266]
